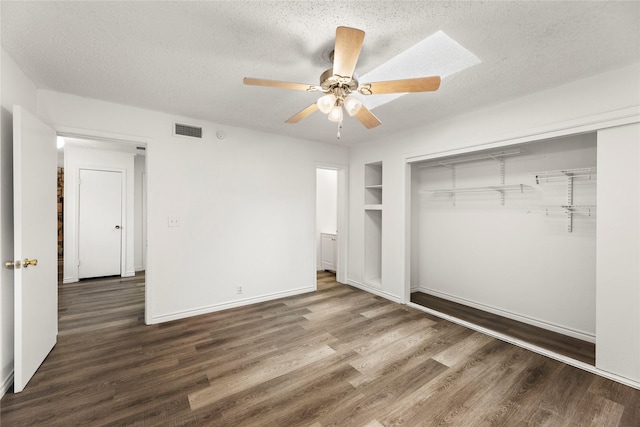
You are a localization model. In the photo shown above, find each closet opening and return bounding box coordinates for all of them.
[408,133,597,365]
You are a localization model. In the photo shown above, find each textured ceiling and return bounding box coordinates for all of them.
[2,1,639,145]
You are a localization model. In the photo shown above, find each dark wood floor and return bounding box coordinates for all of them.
[2,271,639,426]
[411,292,596,365]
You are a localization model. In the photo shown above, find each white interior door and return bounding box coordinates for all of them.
[12,105,58,393]
[78,169,122,279]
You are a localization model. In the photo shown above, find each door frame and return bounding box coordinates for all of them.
[315,162,348,285]
[54,125,150,321]
[76,167,126,279]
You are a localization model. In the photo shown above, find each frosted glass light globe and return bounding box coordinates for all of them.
[317,94,337,114]
[344,96,363,116]
[328,105,343,122]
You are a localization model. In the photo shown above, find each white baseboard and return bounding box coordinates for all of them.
[413,286,595,343]
[407,301,640,391]
[122,270,135,277]
[62,276,78,284]
[347,279,402,304]
[1,371,13,398]
[148,286,315,324]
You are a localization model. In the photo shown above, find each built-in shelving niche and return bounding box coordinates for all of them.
[364,162,383,288]
[409,133,597,362]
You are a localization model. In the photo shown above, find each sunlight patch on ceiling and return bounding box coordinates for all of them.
[357,30,481,110]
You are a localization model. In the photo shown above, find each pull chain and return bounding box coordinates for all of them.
[337,120,343,139]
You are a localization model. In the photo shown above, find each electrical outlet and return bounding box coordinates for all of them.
[237,285,243,294]
[168,216,180,227]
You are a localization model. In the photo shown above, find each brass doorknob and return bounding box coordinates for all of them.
[23,258,38,268]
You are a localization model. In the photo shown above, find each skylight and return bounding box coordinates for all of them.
[357,30,481,110]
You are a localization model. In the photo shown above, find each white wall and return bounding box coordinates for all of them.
[316,168,337,269]
[596,123,640,382]
[412,135,597,340]
[63,146,136,282]
[36,90,348,323]
[0,49,39,397]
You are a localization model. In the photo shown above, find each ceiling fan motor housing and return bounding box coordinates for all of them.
[320,68,359,93]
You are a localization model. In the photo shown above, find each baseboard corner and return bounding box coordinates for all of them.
[1,371,14,398]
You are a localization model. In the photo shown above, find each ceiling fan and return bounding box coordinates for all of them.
[243,26,441,137]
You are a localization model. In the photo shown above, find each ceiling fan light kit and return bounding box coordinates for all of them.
[243,26,442,138]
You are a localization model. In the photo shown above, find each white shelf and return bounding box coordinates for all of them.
[418,149,525,169]
[423,184,532,196]
[528,205,596,214]
[364,204,383,211]
[418,150,529,206]
[531,167,596,183]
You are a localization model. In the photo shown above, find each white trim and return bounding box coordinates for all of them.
[54,125,151,146]
[405,106,640,164]
[347,279,402,304]
[148,286,315,324]
[407,302,640,391]
[413,286,595,343]
[1,371,14,398]
[404,162,413,305]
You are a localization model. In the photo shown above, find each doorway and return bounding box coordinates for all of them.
[316,165,348,284]
[58,137,146,283]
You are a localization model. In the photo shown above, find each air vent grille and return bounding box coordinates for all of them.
[174,123,203,138]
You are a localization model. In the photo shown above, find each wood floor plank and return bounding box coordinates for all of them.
[478,353,567,425]
[431,330,495,367]
[2,270,639,426]
[319,358,449,426]
[582,396,626,427]
[380,339,522,426]
[189,343,337,410]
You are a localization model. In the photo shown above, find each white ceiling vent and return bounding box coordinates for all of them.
[174,122,203,139]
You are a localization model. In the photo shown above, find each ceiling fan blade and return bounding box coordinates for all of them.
[243,77,314,91]
[360,76,441,95]
[354,105,382,129]
[333,26,365,79]
[285,103,319,123]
